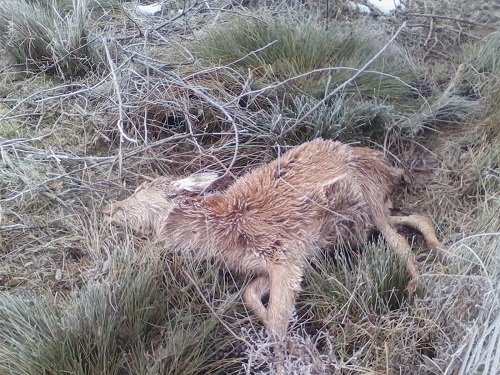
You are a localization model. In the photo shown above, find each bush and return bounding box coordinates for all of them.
[192,14,434,141]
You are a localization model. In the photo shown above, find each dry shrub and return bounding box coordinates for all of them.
[97,53,281,178]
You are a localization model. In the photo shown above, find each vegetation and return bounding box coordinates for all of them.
[193,14,427,140]
[464,30,500,113]
[0,247,245,374]
[195,15,416,97]
[0,0,114,77]
[0,0,498,374]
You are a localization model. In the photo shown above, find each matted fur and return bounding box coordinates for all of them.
[102,139,446,338]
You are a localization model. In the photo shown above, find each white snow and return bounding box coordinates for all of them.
[136,2,162,16]
[348,0,403,15]
[348,1,371,14]
[366,0,401,14]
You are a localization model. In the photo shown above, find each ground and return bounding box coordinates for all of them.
[0,0,499,374]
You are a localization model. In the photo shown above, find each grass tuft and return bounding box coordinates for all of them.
[0,0,105,78]
[463,30,500,115]
[194,15,418,102]
[0,240,245,375]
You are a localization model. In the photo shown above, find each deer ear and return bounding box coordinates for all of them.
[173,172,219,192]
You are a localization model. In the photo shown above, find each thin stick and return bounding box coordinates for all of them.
[0,84,83,121]
[169,76,240,179]
[154,0,200,31]
[103,39,138,179]
[103,40,137,144]
[281,21,407,137]
[424,13,434,47]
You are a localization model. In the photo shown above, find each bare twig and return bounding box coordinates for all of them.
[424,13,434,47]
[441,24,482,41]
[103,40,137,145]
[0,84,83,121]
[0,134,52,147]
[167,74,241,179]
[103,39,138,179]
[153,0,201,31]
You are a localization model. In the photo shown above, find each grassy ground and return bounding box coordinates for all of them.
[0,0,499,374]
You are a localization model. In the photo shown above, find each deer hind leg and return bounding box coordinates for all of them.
[374,217,419,292]
[390,214,449,263]
[264,263,303,375]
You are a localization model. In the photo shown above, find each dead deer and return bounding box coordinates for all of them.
[102,139,446,340]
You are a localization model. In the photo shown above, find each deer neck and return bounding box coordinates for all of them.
[161,195,227,258]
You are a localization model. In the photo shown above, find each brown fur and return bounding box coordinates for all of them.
[102,139,446,339]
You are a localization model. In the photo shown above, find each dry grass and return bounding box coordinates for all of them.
[0,0,499,374]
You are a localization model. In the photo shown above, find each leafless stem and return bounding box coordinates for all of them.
[407,13,496,28]
[153,0,201,31]
[168,75,240,179]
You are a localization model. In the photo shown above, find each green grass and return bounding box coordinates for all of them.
[463,30,500,115]
[192,13,476,142]
[194,15,418,102]
[282,93,397,140]
[0,0,105,78]
[0,245,245,375]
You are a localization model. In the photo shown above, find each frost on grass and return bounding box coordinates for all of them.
[0,1,499,375]
[243,320,330,375]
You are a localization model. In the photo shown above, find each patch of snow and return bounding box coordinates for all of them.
[136,2,162,16]
[366,0,401,15]
[348,1,371,14]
